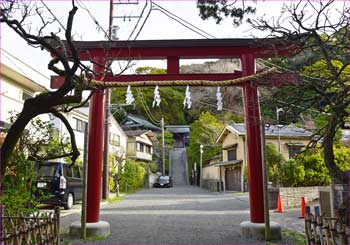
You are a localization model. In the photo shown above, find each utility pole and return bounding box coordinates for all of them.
[81,122,89,239]
[261,120,271,241]
[102,0,114,200]
[200,144,203,188]
[276,107,283,153]
[161,117,165,176]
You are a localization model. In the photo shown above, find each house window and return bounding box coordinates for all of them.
[140,143,144,152]
[227,148,237,161]
[109,133,120,146]
[22,91,33,101]
[73,117,86,133]
[146,145,152,154]
[288,145,302,158]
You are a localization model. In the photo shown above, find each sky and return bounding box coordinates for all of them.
[0,0,347,88]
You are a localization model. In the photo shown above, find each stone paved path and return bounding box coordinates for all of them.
[170,148,188,185]
[61,186,304,244]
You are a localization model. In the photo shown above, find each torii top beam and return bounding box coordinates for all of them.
[62,38,296,61]
[50,38,299,89]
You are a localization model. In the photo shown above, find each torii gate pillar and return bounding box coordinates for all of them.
[241,53,265,223]
[86,59,106,223]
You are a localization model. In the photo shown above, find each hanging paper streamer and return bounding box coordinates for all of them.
[183,85,192,109]
[125,85,134,105]
[216,86,223,111]
[152,85,161,107]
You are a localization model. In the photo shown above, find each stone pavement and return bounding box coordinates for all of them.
[60,186,305,244]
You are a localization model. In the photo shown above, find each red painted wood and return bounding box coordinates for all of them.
[167,56,179,74]
[241,53,265,223]
[86,59,106,223]
[57,39,296,60]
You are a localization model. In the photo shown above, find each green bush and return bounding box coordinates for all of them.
[287,146,350,186]
[281,159,305,187]
[118,160,146,192]
[266,144,285,186]
[1,152,39,214]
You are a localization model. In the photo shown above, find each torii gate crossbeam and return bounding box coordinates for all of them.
[51,38,296,225]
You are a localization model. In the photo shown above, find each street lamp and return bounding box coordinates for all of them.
[276,107,284,153]
[200,144,203,188]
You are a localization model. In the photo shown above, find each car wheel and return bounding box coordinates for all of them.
[64,193,74,210]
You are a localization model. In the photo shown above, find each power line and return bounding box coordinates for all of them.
[151,1,216,39]
[257,58,323,82]
[1,48,50,80]
[127,0,150,40]
[76,0,111,40]
[40,0,66,31]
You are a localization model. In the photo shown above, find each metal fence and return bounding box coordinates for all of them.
[1,207,60,245]
[305,205,349,245]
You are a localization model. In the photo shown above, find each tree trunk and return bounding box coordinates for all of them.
[1,106,38,175]
[323,114,348,184]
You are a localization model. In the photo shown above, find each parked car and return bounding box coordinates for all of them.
[154,176,173,188]
[35,162,83,210]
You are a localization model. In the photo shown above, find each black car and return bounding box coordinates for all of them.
[35,162,83,210]
[154,176,173,188]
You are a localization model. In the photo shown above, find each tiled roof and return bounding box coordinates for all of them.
[121,114,161,131]
[165,125,190,134]
[229,123,312,138]
[124,130,150,137]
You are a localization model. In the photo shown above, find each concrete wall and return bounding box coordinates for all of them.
[144,172,159,188]
[203,165,220,180]
[279,186,321,209]
[202,179,223,192]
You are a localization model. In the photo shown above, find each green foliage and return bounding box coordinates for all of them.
[281,159,305,187]
[148,162,157,173]
[286,146,350,186]
[266,144,285,186]
[111,66,187,125]
[1,152,39,214]
[157,131,176,147]
[2,115,75,213]
[118,160,146,192]
[187,112,224,180]
[296,149,331,186]
[197,0,256,25]
[334,146,350,171]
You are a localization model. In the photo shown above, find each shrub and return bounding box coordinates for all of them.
[118,160,146,192]
[281,159,305,187]
[1,152,39,214]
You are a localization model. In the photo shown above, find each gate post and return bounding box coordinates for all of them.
[87,59,106,223]
[241,53,264,223]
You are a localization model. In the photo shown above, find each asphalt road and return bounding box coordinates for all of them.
[60,186,305,244]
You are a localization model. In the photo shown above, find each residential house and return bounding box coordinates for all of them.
[203,123,312,192]
[108,115,128,168]
[121,114,161,133]
[0,63,48,131]
[1,57,127,166]
[125,130,156,162]
[52,107,89,162]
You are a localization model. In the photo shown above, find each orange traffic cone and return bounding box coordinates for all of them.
[275,194,284,213]
[299,197,306,218]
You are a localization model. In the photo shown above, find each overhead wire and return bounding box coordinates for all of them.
[127,0,150,40]
[40,0,66,31]
[151,1,216,39]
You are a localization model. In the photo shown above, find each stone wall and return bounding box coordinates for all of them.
[279,186,321,209]
[144,172,159,188]
[202,179,224,192]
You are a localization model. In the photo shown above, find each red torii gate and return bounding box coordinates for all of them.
[52,38,296,225]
